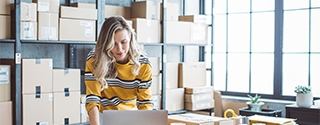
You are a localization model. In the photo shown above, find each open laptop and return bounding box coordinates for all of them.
[102,110,168,125]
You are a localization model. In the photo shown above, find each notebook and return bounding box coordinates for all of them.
[102,110,168,125]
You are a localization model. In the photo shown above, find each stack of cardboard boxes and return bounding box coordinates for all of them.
[59,3,97,41]
[22,58,81,125]
[0,0,11,39]
[10,1,97,42]
[0,62,12,125]
[34,0,59,40]
[149,57,161,110]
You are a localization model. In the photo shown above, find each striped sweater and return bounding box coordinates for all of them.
[85,51,153,113]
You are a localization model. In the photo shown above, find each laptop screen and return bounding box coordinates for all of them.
[102,110,168,125]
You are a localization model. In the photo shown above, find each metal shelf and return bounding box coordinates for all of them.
[0,39,15,43]
[21,40,96,45]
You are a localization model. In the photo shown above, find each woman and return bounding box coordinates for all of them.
[85,16,153,125]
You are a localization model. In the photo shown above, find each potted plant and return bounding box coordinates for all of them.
[246,94,264,112]
[294,85,313,107]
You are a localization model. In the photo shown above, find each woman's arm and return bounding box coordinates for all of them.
[88,106,100,125]
[85,57,102,124]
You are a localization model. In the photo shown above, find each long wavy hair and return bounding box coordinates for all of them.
[92,16,144,90]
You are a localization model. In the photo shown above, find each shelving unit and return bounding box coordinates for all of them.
[0,0,215,124]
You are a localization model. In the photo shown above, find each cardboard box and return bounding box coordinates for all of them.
[38,12,58,40]
[166,88,184,112]
[248,115,296,125]
[132,18,160,43]
[59,18,96,41]
[0,101,12,125]
[53,91,81,125]
[60,6,97,20]
[185,100,214,111]
[149,57,160,76]
[166,63,179,89]
[152,94,161,110]
[0,0,10,15]
[190,23,208,44]
[168,113,234,125]
[21,22,37,40]
[160,2,179,21]
[105,4,131,19]
[23,93,53,125]
[80,94,88,123]
[179,15,207,24]
[52,69,81,92]
[178,62,206,88]
[71,2,96,9]
[33,0,60,13]
[0,15,11,39]
[131,1,160,20]
[151,75,160,95]
[165,21,190,44]
[0,65,10,102]
[0,59,15,102]
[185,86,214,94]
[185,92,213,103]
[22,58,53,94]
[20,2,37,21]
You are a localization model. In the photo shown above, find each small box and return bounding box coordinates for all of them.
[0,65,10,102]
[0,0,10,15]
[168,113,234,125]
[60,6,97,20]
[0,101,12,125]
[149,57,160,76]
[178,62,206,88]
[190,23,208,44]
[23,93,53,125]
[22,58,53,94]
[33,0,60,13]
[185,100,214,111]
[131,1,160,20]
[160,2,179,21]
[166,63,179,89]
[80,94,88,123]
[152,94,161,110]
[0,15,11,39]
[105,4,131,19]
[151,75,160,95]
[20,2,37,21]
[179,15,207,24]
[0,15,10,39]
[52,69,81,92]
[59,18,96,41]
[38,12,58,40]
[71,2,96,9]
[53,91,81,125]
[132,18,160,43]
[185,86,214,94]
[21,22,37,40]
[185,92,213,103]
[166,88,184,112]
[164,21,191,44]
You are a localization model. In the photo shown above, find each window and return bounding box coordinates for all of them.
[211,0,320,99]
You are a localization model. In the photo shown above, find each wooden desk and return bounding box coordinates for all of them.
[285,105,320,125]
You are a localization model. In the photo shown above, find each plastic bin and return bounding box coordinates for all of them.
[239,107,282,117]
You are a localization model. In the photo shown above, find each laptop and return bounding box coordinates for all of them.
[102,110,168,125]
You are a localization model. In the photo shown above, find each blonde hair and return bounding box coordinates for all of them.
[92,16,144,90]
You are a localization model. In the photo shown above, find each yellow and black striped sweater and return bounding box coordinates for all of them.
[85,51,153,113]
